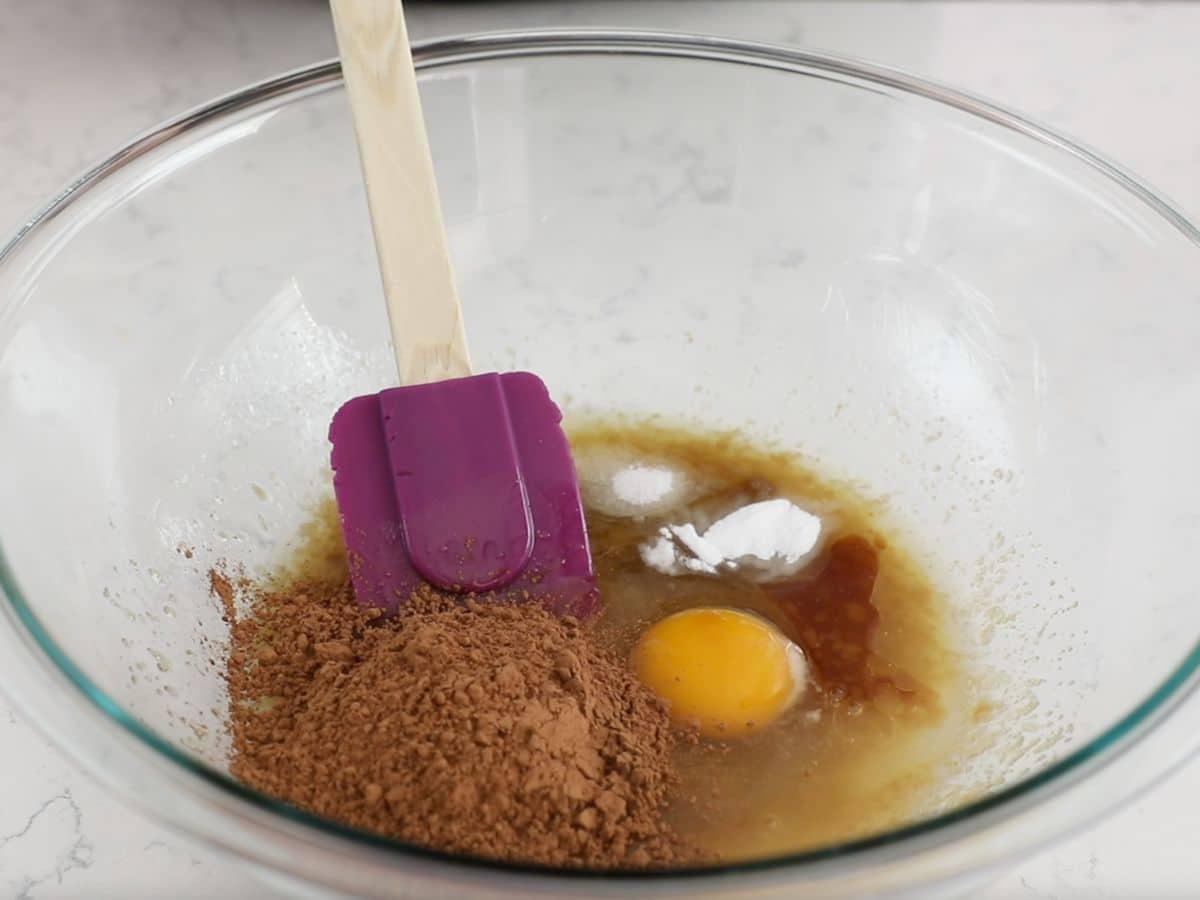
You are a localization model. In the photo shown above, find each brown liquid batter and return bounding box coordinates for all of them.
[287,420,968,862]
[572,422,966,859]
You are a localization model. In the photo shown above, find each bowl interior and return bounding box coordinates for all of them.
[2,43,1200,866]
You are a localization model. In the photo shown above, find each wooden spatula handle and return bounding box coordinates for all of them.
[330,0,472,385]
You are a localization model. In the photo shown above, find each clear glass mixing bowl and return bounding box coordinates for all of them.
[2,31,1199,900]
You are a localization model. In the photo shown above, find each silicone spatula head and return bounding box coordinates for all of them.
[330,372,599,619]
[326,1,597,618]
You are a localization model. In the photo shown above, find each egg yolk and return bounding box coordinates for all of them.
[632,607,806,737]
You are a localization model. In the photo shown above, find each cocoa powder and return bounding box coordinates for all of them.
[224,576,698,868]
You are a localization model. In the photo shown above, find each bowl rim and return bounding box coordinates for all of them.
[2,28,1200,884]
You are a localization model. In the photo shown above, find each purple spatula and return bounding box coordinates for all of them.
[327,0,598,618]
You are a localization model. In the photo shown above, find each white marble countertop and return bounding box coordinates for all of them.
[1,1,1198,897]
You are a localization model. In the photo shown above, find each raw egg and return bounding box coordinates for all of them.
[632,607,807,737]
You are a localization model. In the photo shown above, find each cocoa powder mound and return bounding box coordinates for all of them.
[225,577,698,868]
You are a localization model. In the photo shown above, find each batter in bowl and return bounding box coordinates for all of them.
[223,420,971,866]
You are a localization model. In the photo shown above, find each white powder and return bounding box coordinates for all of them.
[704,499,822,567]
[668,523,726,569]
[611,465,677,506]
[639,534,679,572]
[639,499,823,580]
[575,452,697,519]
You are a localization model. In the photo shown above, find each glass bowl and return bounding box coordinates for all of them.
[2,30,1200,900]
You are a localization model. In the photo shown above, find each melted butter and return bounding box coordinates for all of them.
[572,421,970,860]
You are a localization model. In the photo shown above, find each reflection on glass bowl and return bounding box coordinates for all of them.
[1,30,1199,900]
